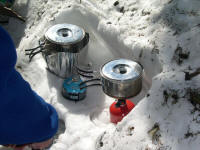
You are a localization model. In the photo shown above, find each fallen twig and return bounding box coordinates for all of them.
[0,6,25,22]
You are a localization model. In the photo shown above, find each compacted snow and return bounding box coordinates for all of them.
[1,0,200,150]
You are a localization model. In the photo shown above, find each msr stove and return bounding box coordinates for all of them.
[43,24,90,101]
[25,24,90,101]
[100,59,143,124]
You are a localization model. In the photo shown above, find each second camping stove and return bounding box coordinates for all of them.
[43,24,90,101]
[100,59,143,123]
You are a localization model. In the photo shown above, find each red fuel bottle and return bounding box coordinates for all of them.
[110,99,135,124]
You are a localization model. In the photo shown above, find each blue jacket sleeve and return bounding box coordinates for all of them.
[0,26,59,145]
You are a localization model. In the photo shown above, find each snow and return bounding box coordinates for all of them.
[1,0,200,150]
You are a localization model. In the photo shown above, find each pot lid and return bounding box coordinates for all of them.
[45,24,85,46]
[100,59,143,82]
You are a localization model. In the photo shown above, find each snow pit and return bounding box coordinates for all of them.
[35,8,162,149]
[1,7,162,150]
[48,8,162,123]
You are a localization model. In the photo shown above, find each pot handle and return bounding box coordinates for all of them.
[84,32,90,47]
[80,83,102,90]
[25,39,45,62]
[79,78,101,86]
[135,60,144,70]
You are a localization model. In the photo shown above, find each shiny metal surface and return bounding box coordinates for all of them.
[42,24,89,78]
[101,59,142,82]
[45,24,85,46]
[44,52,77,78]
[100,59,143,99]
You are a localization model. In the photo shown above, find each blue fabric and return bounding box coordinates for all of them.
[0,26,58,145]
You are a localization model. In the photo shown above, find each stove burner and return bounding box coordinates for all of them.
[62,77,86,101]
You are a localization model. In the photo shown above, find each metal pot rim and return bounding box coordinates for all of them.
[45,24,86,46]
[100,59,143,83]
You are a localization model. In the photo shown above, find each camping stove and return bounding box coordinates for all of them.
[44,24,89,101]
[100,59,143,123]
[26,24,90,101]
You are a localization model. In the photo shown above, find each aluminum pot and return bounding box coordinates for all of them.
[100,59,143,99]
[42,24,89,78]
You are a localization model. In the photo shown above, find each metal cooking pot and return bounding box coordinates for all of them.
[100,59,143,99]
[42,24,89,78]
